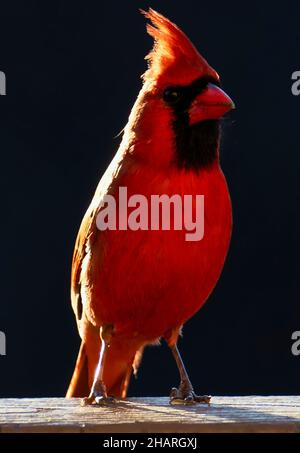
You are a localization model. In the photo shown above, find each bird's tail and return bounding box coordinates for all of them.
[66,338,143,399]
[66,341,89,398]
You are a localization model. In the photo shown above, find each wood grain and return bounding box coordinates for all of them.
[0,396,300,433]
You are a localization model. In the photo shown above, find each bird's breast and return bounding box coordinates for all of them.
[82,163,232,341]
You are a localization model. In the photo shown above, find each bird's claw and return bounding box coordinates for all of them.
[81,394,116,406]
[169,386,211,405]
[81,378,116,406]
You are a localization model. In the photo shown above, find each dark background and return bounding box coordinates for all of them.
[0,0,299,398]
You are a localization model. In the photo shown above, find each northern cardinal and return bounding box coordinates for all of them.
[67,9,234,405]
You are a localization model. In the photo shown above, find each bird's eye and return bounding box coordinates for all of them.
[163,88,182,104]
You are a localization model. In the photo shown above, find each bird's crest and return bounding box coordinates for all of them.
[141,9,218,85]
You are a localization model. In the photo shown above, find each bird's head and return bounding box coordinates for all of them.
[124,9,235,170]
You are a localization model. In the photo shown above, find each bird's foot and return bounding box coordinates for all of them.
[81,381,116,406]
[169,382,211,406]
[81,394,116,406]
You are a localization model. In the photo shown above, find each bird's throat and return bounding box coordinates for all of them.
[173,118,220,170]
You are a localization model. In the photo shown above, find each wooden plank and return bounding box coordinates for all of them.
[0,396,300,433]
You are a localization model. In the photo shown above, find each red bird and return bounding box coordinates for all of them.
[67,9,234,405]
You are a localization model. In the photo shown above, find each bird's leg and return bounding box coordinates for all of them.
[81,324,115,406]
[164,328,210,404]
[169,343,211,405]
[164,327,210,405]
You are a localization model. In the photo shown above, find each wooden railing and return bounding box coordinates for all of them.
[0,396,299,433]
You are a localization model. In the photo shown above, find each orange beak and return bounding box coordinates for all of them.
[189,83,235,125]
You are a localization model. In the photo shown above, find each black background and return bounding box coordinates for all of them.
[0,0,299,398]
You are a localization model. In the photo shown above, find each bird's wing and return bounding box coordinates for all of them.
[70,150,125,325]
[71,196,98,323]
